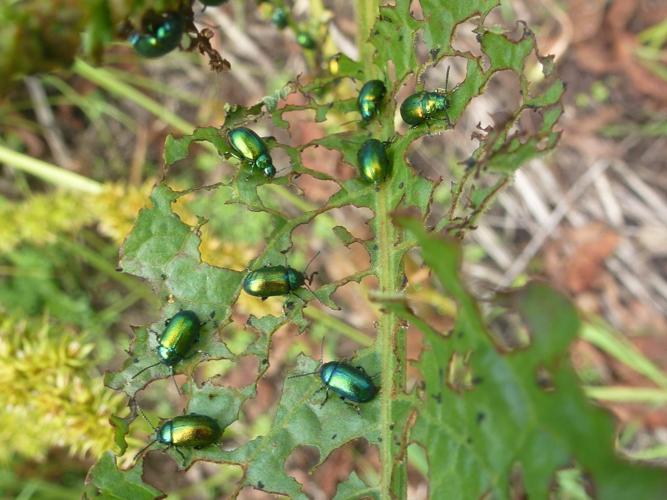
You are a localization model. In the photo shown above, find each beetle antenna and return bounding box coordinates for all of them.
[303,251,320,275]
[132,360,163,379]
[136,405,158,432]
[445,66,450,92]
[288,369,321,379]
[133,439,157,463]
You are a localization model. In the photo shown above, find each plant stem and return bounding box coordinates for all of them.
[376,185,405,499]
[355,0,405,495]
[0,144,102,193]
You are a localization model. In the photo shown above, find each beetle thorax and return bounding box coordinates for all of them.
[157,345,178,365]
[157,422,173,445]
[286,267,305,289]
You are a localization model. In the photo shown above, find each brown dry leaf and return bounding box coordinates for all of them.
[545,223,620,294]
[567,0,607,43]
[607,403,667,428]
[565,224,620,293]
[569,0,667,103]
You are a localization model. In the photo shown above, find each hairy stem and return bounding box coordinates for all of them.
[376,185,406,499]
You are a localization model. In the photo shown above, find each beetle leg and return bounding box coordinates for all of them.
[356,366,369,375]
[319,388,330,408]
[171,366,182,396]
[343,400,361,414]
[444,110,452,128]
[173,446,187,467]
[306,271,319,285]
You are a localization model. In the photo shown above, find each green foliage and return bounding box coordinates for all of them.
[395,218,667,499]
[85,453,163,499]
[89,0,665,498]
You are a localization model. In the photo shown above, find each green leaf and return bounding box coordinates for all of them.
[108,184,241,395]
[84,452,163,500]
[333,471,379,499]
[396,217,667,499]
[421,0,498,52]
[96,1,571,497]
[372,0,419,82]
[154,382,254,468]
[219,353,380,498]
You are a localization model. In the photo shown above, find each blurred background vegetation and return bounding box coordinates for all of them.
[0,0,666,497]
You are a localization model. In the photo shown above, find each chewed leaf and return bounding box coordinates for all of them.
[98,0,572,496]
[333,471,379,499]
[219,353,380,497]
[373,0,419,82]
[150,382,255,469]
[109,414,130,456]
[112,184,242,397]
[421,0,498,51]
[397,216,667,499]
[164,127,229,166]
[84,452,163,500]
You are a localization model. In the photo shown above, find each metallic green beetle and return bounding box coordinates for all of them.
[271,7,288,29]
[132,310,202,389]
[357,80,386,121]
[135,413,222,465]
[129,11,184,58]
[399,91,449,126]
[357,139,391,184]
[227,127,276,178]
[319,361,378,404]
[243,265,309,298]
[291,361,379,409]
[400,67,453,126]
[296,31,316,49]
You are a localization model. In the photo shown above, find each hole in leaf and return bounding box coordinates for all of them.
[509,462,527,500]
[410,0,424,21]
[447,351,475,393]
[141,449,192,491]
[488,312,531,352]
[421,55,467,92]
[550,465,596,500]
[309,439,374,498]
[285,444,320,490]
[536,365,555,392]
[238,485,275,499]
[507,105,544,138]
[280,107,323,143]
[451,20,484,57]
[330,279,378,337]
